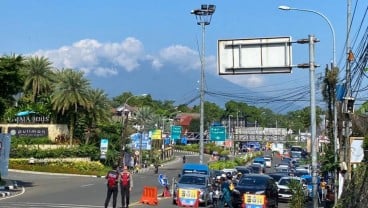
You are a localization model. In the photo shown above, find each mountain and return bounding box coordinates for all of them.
[86,62,246,107]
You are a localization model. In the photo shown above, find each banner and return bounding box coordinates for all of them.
[130,132,152,150]
[0,134,11,177]
[150,129,162,140]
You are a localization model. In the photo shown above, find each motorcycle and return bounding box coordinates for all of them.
[211,183,223,208]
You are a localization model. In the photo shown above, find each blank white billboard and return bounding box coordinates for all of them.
[218,36,292,75]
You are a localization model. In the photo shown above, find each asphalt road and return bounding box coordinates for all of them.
[0,151,319,208]
[0,152,203,208]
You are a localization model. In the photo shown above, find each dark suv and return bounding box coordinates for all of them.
[232,174,278,208]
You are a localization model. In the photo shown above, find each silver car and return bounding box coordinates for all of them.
[173,173,212,206]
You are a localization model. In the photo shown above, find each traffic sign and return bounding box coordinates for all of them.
[210,126,226,141]
[171,125,182,140]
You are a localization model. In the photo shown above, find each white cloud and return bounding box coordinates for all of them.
[33,37,146,75]
[31,37,265,89]
[222,74,264,88]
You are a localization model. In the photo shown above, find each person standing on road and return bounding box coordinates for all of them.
[104,164,119,208]
[320,178,327,201]
[120,165,133,208]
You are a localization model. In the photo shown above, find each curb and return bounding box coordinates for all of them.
[0,191,11,197]
[173,150,199,155]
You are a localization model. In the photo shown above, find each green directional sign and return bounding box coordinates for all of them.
[170,125,182,140]
[210,126,226,141]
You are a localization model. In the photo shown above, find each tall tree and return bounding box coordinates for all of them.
[83,88,112,144]
[0,54,25,118]
[51,68,91,145]
[23,56,55,102]
[321,65,339,142]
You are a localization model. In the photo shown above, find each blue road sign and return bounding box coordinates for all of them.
[171,125,182,140]
[210,126,226,141]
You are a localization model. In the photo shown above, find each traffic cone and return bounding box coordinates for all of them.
[162,185,171,197]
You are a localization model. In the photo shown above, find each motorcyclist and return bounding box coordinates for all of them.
[182,155,186,164]
[220,174,233,208]
[211,176,222,208]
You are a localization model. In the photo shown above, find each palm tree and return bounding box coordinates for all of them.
[84,88,112,144]
[51,68,91,145]
[0,54,25,117]
[23,56,55,102]
[134,106,157,131]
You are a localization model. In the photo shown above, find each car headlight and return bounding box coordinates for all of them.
[255,190,265,195]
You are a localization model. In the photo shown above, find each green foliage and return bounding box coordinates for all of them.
[288,179,307,208]
[10,144,99,159]
[10,159,107,176]
[12,137,53,145]
[208,160,237,170]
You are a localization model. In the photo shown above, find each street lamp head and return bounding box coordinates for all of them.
[191,4,216,25]
[278,5,291,10]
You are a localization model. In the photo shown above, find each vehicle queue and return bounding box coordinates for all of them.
[172,145,333,207]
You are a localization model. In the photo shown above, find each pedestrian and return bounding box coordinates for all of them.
[104,164,119,208]
[120,165,133,208]
[320,178,327,201]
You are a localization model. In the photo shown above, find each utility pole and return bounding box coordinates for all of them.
[344,0,353,180]
[296,35,318,207]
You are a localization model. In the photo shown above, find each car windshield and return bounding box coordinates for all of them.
[179,175,206,185]
[238,177,267,188]
[237,168,251,174]
[278,178,300,186]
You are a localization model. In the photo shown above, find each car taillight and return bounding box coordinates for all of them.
[263,196,268,208]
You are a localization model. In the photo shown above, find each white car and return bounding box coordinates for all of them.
[264,157,272,168]
[277,176,308,202]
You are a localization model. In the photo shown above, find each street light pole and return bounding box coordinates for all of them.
[119,93,147,167]
[278,6,336,66]
[279,6,339,205]
[191,4,215,164]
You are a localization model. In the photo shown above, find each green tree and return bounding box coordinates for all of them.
[0,54,25,119]
[83,88,112,145]
[23,56,55,103]
[51,69,91,144]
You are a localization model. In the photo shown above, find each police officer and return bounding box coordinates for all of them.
[104,164,119,208]
[120,165,133,208]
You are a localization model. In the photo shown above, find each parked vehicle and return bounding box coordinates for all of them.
[173,173,212,206]
[232,174,278,208]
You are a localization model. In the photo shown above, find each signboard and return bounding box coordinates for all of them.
[150,129,162,140]
[178,188,199,206]
[243,194,265,208]
[210,126,226,141]
[8,127,48,137]
[130,133,152,150]
[0,134,11,177]
[158,174,168,187]
[350,137,364,163]
[218,36,292,75]
[171,125,182,140]
[100,138,108,152]
[100,138,108,159]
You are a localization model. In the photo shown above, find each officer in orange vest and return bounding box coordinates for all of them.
[120,165,133,208]
[104,164,119,208]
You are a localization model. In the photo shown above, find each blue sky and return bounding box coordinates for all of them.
[1,0,367,113]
